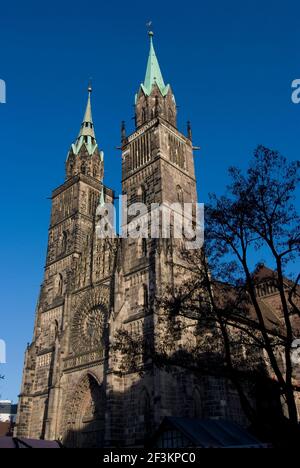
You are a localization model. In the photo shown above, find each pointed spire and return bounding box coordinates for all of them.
[121,121,126,144]
[187,121,192,141]
[99,185,105,207]
[78,84,95,139]
[71,84,99,156]
[141,31,169,97]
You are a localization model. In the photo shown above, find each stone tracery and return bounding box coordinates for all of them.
[70,287,109,354]
[62,373,105,448]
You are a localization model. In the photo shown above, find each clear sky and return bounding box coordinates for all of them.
[0,0,300,402]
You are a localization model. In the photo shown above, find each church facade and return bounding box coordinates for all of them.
[15,33,248,447]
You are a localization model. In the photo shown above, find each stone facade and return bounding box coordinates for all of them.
[16,34,298,447]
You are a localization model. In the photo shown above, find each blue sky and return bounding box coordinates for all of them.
[0,0,300,401]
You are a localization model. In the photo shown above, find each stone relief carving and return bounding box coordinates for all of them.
[70,286,110,354]
[62,373,105,448]
[71,306,105,353]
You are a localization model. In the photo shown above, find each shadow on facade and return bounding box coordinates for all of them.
[39,239,298,448]
[61,378,154,448]
[59,361,294,448]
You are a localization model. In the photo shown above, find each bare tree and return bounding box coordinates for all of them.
[205,145,300,424]
[113,145,300,443]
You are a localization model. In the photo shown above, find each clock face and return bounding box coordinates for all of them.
[71,304,105,354]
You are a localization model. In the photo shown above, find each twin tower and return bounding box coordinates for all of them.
[16,33,201,447]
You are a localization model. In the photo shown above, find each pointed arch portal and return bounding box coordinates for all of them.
[62,373,105,448]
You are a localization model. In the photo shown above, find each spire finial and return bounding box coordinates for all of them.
[121,121,126,144]
[140,24,169,98]
[88,77,92,94]
[68,84,99,160]
[147,22,154,43]
[187,121,192,141]
[77,83,95,139]
[146,20,153,36]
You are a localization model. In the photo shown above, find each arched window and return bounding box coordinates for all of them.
[142,238,147,257]
[137,185,147,205]
[142,108,146,123]
[177,185,184,204]
[61,231,68,254]
[55,273,63,296]
[68,160,74,178]
[192,388,202,418]
[139,388,151,436]
[50,320,59,343]
[81,163,86,175]
[143,284,149,308]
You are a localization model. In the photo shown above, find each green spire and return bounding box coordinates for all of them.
[71,85,101,156]
[140,31,169,97]
[78,85,95,139]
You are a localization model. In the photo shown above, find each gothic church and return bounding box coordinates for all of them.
[15,32,246,447]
